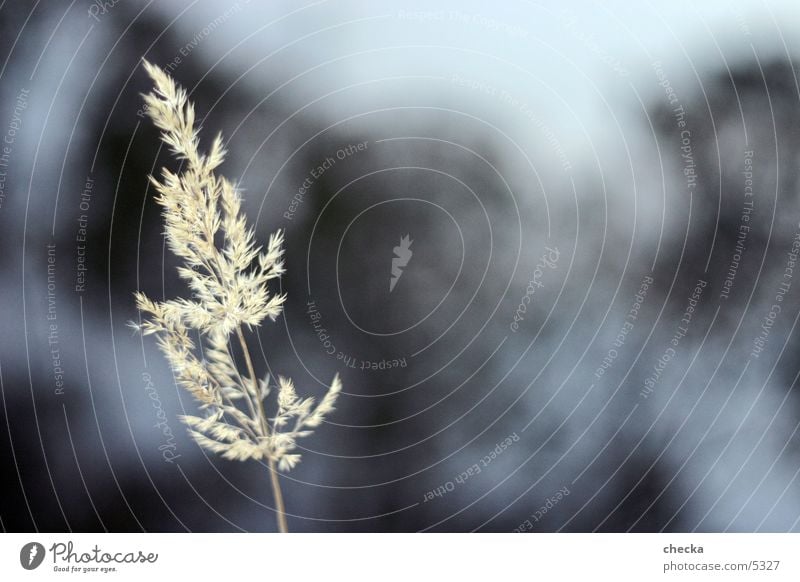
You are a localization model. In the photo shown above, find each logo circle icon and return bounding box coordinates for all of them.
[19,542,45,570]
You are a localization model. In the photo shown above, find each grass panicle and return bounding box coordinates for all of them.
[131,60,341,532]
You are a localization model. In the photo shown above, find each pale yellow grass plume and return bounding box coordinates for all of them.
[132,60,341,532]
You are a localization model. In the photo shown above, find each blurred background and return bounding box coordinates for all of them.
[3,0,800,532]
